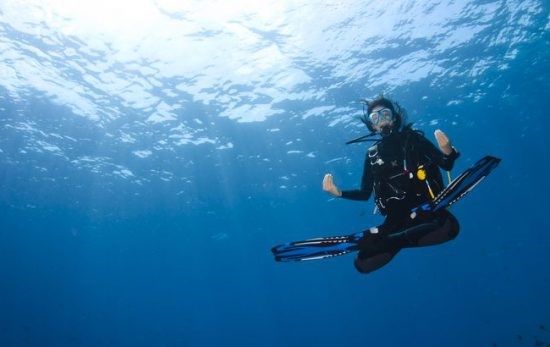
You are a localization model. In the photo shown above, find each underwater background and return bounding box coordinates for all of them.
[0,0,549,346]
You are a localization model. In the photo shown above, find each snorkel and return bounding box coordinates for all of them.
[377,117,395,137]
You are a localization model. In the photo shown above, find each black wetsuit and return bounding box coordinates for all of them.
[341,126,460,273]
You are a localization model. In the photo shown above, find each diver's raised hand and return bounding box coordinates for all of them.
[323,173,342,197]
[434,129,454,156]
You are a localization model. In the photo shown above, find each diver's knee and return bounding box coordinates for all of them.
[354,258,375,274]
[354,251,397,274]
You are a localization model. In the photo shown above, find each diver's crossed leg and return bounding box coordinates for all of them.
[354,211,459,273]
[387,210,460,248]
[354,248,400,274]
[414,212,459,247]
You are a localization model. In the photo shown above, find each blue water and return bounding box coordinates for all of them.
[1,1,549,346]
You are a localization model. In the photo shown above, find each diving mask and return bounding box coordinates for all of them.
[368,108,394,126]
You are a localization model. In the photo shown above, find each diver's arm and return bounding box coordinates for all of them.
[340,157,373,201]
[420,130,459,171]
[323,156,373,200]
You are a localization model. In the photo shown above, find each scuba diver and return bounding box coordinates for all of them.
[322,96,460,273]
[271,95,501,274]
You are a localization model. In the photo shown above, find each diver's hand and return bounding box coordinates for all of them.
[323,174,342,197]
[434,129,454,156]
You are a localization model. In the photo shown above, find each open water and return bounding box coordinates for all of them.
[0,1,549,346]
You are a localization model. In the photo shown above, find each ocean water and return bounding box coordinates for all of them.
[0,1,549,346]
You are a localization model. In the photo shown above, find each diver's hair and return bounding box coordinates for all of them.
[359,94,409,132]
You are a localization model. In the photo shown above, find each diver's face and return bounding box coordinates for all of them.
[370,106,394,135]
